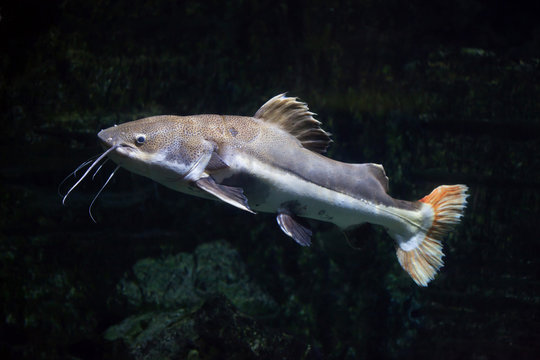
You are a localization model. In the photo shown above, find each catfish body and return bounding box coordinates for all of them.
[96,94,468,286]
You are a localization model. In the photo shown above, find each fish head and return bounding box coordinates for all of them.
[98,115,207,182]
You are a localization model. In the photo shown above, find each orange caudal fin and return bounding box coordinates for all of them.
[419,185,469,239]
[396,185,469,286]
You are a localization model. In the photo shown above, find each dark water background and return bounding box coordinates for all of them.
[1,1,539,359]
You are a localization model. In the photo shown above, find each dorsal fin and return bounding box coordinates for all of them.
[254,94,332,154]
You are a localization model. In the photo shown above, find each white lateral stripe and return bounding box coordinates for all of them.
[231,153,423,231]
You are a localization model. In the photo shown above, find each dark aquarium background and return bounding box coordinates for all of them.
[1,1,539,359]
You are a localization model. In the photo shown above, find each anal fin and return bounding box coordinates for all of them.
[195,177,255,214]
[276,212,312,246]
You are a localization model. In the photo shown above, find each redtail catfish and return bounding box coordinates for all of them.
[63,94,468,286]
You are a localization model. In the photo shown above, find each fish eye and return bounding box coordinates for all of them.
[135,134,146,145]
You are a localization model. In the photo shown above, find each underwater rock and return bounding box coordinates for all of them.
[105,309,197,359]
[105,241,311,359]
[117,252,199,309]
[106,295,319,360]
[114,240,277,314]
[193,240,278,315]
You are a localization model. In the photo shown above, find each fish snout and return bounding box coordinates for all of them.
[98,128,117,149]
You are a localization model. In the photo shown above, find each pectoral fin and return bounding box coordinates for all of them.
[276,212,312,246]
[195,176,255,214]
[206,151,229,172]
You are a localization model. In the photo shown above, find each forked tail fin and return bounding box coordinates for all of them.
[396,185,469,286]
